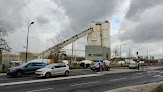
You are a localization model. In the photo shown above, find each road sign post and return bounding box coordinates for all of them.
[137,60,139,70]
[136,52,139,70]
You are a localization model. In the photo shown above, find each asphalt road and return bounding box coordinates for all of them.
[0,69,96,83]
[0,69,163,92]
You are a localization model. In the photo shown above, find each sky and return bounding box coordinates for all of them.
[0,0,163,59]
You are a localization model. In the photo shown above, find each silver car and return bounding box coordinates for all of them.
[35,63,70,78]
[129,63,137,69]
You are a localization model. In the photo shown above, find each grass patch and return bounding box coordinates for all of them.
[69,66,83,70]
[151,84,163,92]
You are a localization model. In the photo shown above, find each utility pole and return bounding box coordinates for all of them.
[120,44,126,67]
[71,42,74,64]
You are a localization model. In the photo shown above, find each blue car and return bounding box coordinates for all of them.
[7,62,47,77]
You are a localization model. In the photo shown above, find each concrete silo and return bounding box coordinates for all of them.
[85,21,111,61]
[101,21,110,48]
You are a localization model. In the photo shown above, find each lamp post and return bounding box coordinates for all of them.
[120,43,126,67]
[26,22,34,62]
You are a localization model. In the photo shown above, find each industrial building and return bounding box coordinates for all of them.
[85,21,111,61]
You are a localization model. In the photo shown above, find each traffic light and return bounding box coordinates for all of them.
[136,52,138,56]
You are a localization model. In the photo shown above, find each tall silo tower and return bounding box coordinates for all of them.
[85,21,111,61]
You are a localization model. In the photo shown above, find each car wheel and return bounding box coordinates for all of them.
[64,71,69,76]
[107,67,110,71]
[91,69,95,72]
[45,72,51,78]
[16,71,22,77]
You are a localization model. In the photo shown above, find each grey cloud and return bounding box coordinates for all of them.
[120,0,163,43]
[53,0,123,39]
[0,0,27,29]
[37,16,49,24]
[125,0,163,20]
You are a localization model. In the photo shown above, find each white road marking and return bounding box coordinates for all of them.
[159,71,163,73]
[27,88,53,92]
[70,81,99,86]
[153,75,161,77]
[147,71,152,73]
[0,79,8,81]
[110,78,127,81]
[0,74,99,87]
[132,75,143,79]
[136,73,142,74]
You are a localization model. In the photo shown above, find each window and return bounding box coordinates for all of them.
[59,63,66,67]
[93,54,102,56]
[53,64,60,68]
[31,63,46,66]
[88,54,91,56]
[95,62,103,66]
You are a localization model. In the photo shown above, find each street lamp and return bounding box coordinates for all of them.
[120,43,126,67]
[26,22,34,62]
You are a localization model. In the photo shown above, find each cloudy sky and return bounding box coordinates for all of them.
[0,0,163,59]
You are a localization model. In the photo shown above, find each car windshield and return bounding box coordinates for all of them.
[20,62,29,67]
[130,63,137,65]
[45,64,55,68]
[95,62,103,66]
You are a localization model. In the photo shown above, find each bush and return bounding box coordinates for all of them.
[69,66,82,70]
[151,84,163,92]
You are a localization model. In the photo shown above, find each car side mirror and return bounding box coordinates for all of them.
[51,67,55,69]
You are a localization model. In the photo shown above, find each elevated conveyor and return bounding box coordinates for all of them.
[38,28,93,59]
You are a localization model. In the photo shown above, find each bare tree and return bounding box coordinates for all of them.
[0,21,12,64]
[49,32,66,63]
[113,45,119,59]
[127,48,132,58]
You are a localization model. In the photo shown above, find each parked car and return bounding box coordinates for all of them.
[91,61,110,71]
[35,63,70,78]
[129,63,137,69]
[7,62,47,77]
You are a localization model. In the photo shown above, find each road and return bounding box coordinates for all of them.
[0,69,163,92]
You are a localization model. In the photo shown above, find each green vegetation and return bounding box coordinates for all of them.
[151,84,163,92]
[69,66,83,70]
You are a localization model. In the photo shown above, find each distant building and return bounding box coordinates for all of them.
[150,56,154,60]
[143,56,148,60]
[138,56,143,59]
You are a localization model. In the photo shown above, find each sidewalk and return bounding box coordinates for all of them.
[0,73,6,76]
[105,81,163,92]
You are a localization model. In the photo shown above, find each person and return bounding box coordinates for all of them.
[2,64,5,71]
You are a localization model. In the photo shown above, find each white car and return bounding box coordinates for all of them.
[35,63,70,78]
[129,63,137,69]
